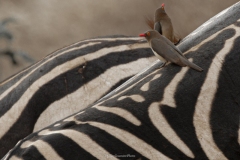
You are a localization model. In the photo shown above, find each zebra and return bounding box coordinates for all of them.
[3,2,240,160]
[0,36,157,157]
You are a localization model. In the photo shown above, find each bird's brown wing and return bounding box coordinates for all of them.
[160,35,185,57]
[154,22,162,35]
[151,37,203,71]
[151,38,184,65]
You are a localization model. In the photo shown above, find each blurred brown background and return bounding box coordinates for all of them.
[0,0,239,82]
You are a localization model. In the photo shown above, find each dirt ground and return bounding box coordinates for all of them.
[0,0,239,81]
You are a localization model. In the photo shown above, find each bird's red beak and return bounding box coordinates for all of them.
[139,33,146,37]
[161,3,165,9]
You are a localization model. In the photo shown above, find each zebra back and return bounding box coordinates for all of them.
[3,2,240,159]
[0,36,158,158]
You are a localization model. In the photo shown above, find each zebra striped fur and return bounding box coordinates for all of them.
[3,2,240,160]
[0,36,157,158]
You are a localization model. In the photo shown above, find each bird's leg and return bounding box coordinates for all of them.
[174,38,181,45]
[158,61,167,69]
[161,61,167,67]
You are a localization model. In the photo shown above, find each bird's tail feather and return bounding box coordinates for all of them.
[145,16,154,29]
[182,58,203,72]
[173,33,181,45]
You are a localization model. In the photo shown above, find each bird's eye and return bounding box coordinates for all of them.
[147,32,150,36]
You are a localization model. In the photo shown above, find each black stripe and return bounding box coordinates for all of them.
[159,28,236,159]
[7,26,235,160]
[0,63,39,94]
[97,75,133,102]
[76,123,147,159]
[0,40,91,117]
[75,107,191,159]
[40,132,97,160]
[77,28,235,159]
[8,145,46,160]
[0,47,152,151]
[0,39,147,118]
[211,30,240,159]
[0,42,152,158]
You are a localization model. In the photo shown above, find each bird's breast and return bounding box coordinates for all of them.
[150,48,167,63]
[160,20,174,40]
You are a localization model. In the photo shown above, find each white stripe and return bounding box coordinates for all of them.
[94,106,141,126]
[238,128,240,145]
[65,37,145,49]
[0,37,145,87]
[0,42,100,102]
[161,66,189,107]
[53,123,61,127]
[62,111,85,123]
[111,60,160,93]
[194,25,240,160]
[140,74,161,91]
[0,43,148,138]
[0,60,42,87]
[86,121,170,160]
[149,102,194,158]
[118,95,145,102]
[20,140,63,160]
[38,129,117,160]
[33,43,151,131]
[0,42,99,139]
[9,156,23,160]
[98,60,160,103]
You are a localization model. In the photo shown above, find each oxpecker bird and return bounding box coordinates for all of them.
[154,3,181,45]
[139,30,203,72]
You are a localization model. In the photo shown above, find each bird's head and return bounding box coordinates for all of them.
[139,30,160,41]
[155,3,166,19]
[161,3,165,10]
